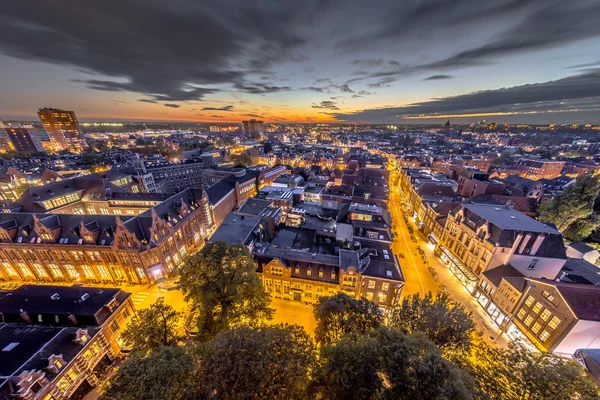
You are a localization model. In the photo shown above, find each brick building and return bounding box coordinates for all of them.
[0,285,134,399]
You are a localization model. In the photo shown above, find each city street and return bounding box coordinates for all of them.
[390,180,510,348]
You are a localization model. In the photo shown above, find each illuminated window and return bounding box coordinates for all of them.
[136,268,145,280]
[517,308,526,320]
[342,276,357,288]
[366,292,374,300]
[542,290,555,303]
[97,265,110,280]
[64,265,78,279]
[379,293,387,303]
[525,295,535,307]
[307,267,311,276]
[531,322,542,334]
[81,265,94,279]
[19,263,33,277]
[548,316,561,329]
[382,282,389,291]
[539,330,550,342]
[540,309,551,321]
[48,264,62,278]
[523,315,534,327]
[3,263,17,277]
[532,302,543,314]
[368,280,376,289]
[33,264,48,278]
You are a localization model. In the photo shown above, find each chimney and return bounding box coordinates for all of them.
[67,313,79,326]
[19,309,32,324]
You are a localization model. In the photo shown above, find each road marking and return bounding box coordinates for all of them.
[131,291,151,309]
[391,186,425,295]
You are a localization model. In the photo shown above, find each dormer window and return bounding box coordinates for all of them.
[319,267,324,278]
[46,354,66,374]
[307,267,311,276]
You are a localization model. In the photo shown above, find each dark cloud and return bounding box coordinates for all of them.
[1,0,600,114]
[244,113,262,118]
[201,105,234,111]
[0,0,327,101]
[335,69,600,122]
[138,99,158,104]
[233,81,292,94]
[210,115,225,118]
[423,75,453,81]
[312,100,339,110]
[341,1,600,87]
[352,90,374,98]
[164,103,181,108]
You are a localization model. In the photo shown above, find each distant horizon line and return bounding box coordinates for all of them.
[2,116,600,127]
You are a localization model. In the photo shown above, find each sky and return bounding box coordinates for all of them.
[1,0,600,124]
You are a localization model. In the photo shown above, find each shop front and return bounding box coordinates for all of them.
[438,245,478,292]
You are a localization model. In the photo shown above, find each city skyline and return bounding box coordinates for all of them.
[2,1,600,124]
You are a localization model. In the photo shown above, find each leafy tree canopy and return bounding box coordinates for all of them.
[178,241,273,341]
[198,324,316,400]
[121,298,182,352]
[539,172,600,240]
[313,292,384,347]
[390,292,475,352]
[100,346,195,400]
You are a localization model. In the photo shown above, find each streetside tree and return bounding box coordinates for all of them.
[504,344,599,400]
[100,346,195,400]
[198,324,316,400]
[121,297,182,352]
[389,292,475,352]
[448,334,514,400]
[313,292,384,347]
[178,241,273,341]
[312,335,383,400]
[376,329,474,400]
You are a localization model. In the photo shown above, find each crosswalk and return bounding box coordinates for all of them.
[131,291,151,310]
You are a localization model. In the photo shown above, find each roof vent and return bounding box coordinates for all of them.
[510,216,516,219]
[51,293,60,301]
[79,293,90,302]
[494,207,501,211]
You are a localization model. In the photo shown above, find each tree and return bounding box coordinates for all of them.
[313,293,383,347]
[121,298,182,352]
[377,330,474,400]
[539,172,600,237]
[390,292,475,352]
[503,344,598,400]
[198,324,316,400]
[314,336,383,400]
[100,346,195,400]
[178,241,273,341]
[232,152,253,166]
[451,334,513,400]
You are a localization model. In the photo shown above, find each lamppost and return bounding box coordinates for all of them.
[494,280,536,344]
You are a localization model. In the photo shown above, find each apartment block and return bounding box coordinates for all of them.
[437,203,567,292]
